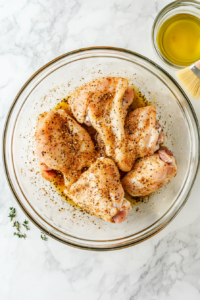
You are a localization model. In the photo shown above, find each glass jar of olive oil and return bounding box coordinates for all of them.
[152,0,200,69]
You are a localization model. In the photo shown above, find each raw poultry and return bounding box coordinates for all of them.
[35,109,97,187]
[65,158,132,223]
[35,77,178,224]
[69,77,134,171]
[121,147,177,196]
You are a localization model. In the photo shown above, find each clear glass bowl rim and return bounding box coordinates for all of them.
[2,46,200,251]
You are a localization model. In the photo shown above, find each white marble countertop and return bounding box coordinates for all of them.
[1,0,200,299]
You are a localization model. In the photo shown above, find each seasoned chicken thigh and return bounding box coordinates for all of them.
[125,106,164,166]
[65,158,132,223]
[69,77,134,171]
[122,148,177,197]
[35,109,97,187]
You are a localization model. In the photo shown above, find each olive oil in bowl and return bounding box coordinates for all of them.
[157,13,200,66]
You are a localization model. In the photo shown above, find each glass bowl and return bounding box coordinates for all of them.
[152,0,200,69]
[3,47,200,250]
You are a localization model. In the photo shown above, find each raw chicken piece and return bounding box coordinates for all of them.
[36,149,57,181]
[65,158,132,223]
[121,148,177,197]
[69,77,134,171]
[68,78,106,124]
[95,133,107,157]
[35,109,97,187]
[125,106,164,166]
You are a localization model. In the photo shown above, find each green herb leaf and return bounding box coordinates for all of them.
[9,208,29,239]
[41,232,48,241]
[13,221,20,231]
[8,207,16,221]
[23,220,30,231]
[13,232,26,239]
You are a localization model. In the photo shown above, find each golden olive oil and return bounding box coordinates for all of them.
[54,97,69,112]
[53,180,80,209]
[130,85,150,110]
[157,13,200,66]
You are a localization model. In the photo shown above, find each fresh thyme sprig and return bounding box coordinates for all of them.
[9,208,48,241]
[9,207,27,239]
[13,220,26,239]
[13,232,27,239]
[41,232,48,241]
[23,220,30,231]
[13,221,20,231]
[8,207,16,221]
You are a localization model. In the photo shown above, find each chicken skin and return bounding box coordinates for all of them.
[121,148,177,197]
[69,77,134,171]
[125,106,164,166]
[65,158,132,223]
[34,73,179,225]
[35,109,97,187]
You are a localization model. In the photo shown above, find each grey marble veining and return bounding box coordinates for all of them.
[0,0,200,299]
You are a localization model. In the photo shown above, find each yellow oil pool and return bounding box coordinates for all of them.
[157,13,200,66]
